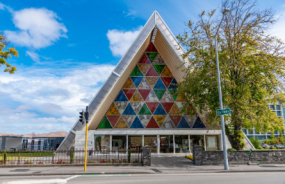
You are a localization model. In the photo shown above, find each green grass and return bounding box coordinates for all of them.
[0,152,53,159]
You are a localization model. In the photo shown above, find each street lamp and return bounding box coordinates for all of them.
[215,8,230,170]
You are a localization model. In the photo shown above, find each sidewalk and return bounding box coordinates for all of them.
[1,164,285,176]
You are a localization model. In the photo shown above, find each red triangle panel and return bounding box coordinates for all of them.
[138,54,151,64]
[146,102,159,114]
[161,102,174,113]
[123,89,136,100]
[106,115,120,127]
[170,116,182,127]
[138,89,151,100]
[145,42,158,52]
[146,117,160,128]
[161,77,173,88]
[146,65,158,76]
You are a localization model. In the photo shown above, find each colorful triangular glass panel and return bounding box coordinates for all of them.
[177,116,190,128]
[161,116,175,128]
[169,103,181,115]
[175,102,185,111]
[193,116,206,128]
[145,42,157,52]
[153,78,166,89]
[146,53,158,62]
[146,117,159,128]
[145,91,159,102]
[130,102,144,114]
[123,77,136,89]
[130,65,143,76]
[138,103,152,115]
[130,77,143,87]
[130,117,144,128]
[130,90,144,102]
[161,66,173,77]
[152,54,165,65]
[146,102,159,114]
[106,103,120,115]
[138,78,151,89]
[138,64,151,76]
[153,65,165,76]
[161,90,174,102]
[98,116,112,129]
[146,77,159,88]
[114,102,128,114]
[114,117,128,128]
[153,89,166,100]
[176,94,186,101]
[138,89,151,100]
[122,115,136,127]
[153,103,167,115]
[161,102,174,113]
[123,89,136,100]
[168,89,178,101]
[138,54,151,64]
[153,115,167,127]
[107,115,120,127]
[122,103,136,115]
[146,65,158,76]
[169,116,182,127]
[184,115,197,128]
[115,90,128,101]
[169,78,178,89]
[139,115,152,127]
[161,77,173,88]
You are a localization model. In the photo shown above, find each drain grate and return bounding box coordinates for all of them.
[151,169,162,173]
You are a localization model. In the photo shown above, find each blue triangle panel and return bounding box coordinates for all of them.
[153,103,167,115]
[192,116,206,128]
[177,116,190,128]
[122,103,136,115]
[153,78,166,90]
[115,90,128,101]
[131,77,144,88]
[130,117,144,128]
[168,78,178,90]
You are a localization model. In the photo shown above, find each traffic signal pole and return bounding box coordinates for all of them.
[84,106,89,172]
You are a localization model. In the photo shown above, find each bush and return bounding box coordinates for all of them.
[3,153,7,165]
[70,151,74,164]
[249,137,262,149]
[227,148,237,151]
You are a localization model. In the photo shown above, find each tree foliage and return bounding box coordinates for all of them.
[177,0,285,150]
[0,33,18,74]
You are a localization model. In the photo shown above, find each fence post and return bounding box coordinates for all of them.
[52,148,54,164]
[18,150,20,165]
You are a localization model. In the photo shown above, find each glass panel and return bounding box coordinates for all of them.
[168,78,178,90]
[161,66,173,77]
[145,91,159,102]
[144,135,158,153]
[146,53,158,62]
[152,54,165,65]
[138,64,151,76]
[106,103,120,115]
[154,89,166,100]
[138,115,152,127]
[248,129,253,134]
[184,115,197,128]
[161,116,175,128]
[146,117,160,128]
[146,77,159,88]
[153,65,165,76]
[122,103,136,115]
[123,78,136,89]
[130,117,144,128]
[138,54,151,64]
[114,102,128,114]
[276,105,281,110]
[128,135,142,150]
[146,102,159,113]
[175,135,189,153]
[153,115,167,127]
[138,103,152,115]
[115,90,128,101]
[145,42,158,52]
[138,89,151,100]
[106,115,120,127]
[161,90,174,102]
[122,115,136,127]
[130,102,144,114]
[177,117,190,128]
[192,116,206,128]
[160,135,174,153]
[242,129,247,134]
[146,65,159,76]
[170,116,182,127]
[270,105,275,110]
[161,102,174,113]
[130,65,143,76]
[169,103,181,115]
[130,77,144,87]
[112,136,126,151]
[138,78,151,89]
[175,102,185,111]
[123,89,136,100]
[257,136,266,141]
[98,116,112,129]
[161,77,173,88]
[153,78,166,89]
[153,103,167,115]
[130,90,144,102]
[277,111,281,117]
[94,135,111,152]
[114,117,128,128]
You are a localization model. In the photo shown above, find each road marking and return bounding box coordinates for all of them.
[2,179,67,184]
[81,174,130,177]
[65,175,80,181]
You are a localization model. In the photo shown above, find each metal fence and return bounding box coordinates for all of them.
[0,149,142,166]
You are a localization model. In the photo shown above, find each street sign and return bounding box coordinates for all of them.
[216,108,231,116]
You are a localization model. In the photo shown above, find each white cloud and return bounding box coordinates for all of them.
[0,2,5,10]
[269,11,285,42]
[26,51,40,62]
[0,64,115,133]
[4,8,67,49]
[107,26,143,57]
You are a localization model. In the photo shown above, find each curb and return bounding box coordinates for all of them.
[0,163,142,168]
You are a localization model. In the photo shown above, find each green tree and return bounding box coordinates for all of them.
[177,0,285,150]
[0,33,18,74]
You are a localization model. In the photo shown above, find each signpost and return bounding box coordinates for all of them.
[216,108,231,116]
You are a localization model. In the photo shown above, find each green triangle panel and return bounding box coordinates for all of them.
[153,65,165,76]
[130,65,143,76]
[146,53,158,62]
[168,89,178,101]
[138,103,152,115]
[98,116,112,129]
[153,89,166,100]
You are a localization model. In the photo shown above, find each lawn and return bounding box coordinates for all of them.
[0,152,53,160]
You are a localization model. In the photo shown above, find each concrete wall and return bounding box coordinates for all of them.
[5,137,23,151]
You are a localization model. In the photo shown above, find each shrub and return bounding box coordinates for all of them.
[3,153,7,165]
[122,159,128,163]
[70,151,74,164]
[128,150,131,163]
[24,161,33,164]
[99,159,105,163]
[227,148,237,151]
[133,159,139,163]
[38,161,43,164]
[249,137,262,149]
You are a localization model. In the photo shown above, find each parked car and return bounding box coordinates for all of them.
[261,144,270,148]
[274,145,285,149]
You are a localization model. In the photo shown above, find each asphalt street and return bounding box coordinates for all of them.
[0,172,285,184]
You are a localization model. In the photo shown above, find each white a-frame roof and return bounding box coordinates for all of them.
[58,11,188,151]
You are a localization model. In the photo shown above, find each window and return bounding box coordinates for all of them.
[94,135,110,152]
[128,135,142,151]
[144,136,157,153]
[175,135,189,153]
[112,136,126,151]
[269,104,282,118]
[160,135,173,153]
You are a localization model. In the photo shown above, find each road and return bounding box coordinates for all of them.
[0,172,285,184]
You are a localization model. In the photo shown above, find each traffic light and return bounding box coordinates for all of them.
[84,106,89,124]
[79,110,84,124]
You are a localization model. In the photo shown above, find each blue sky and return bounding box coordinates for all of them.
[0,0,284,134]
